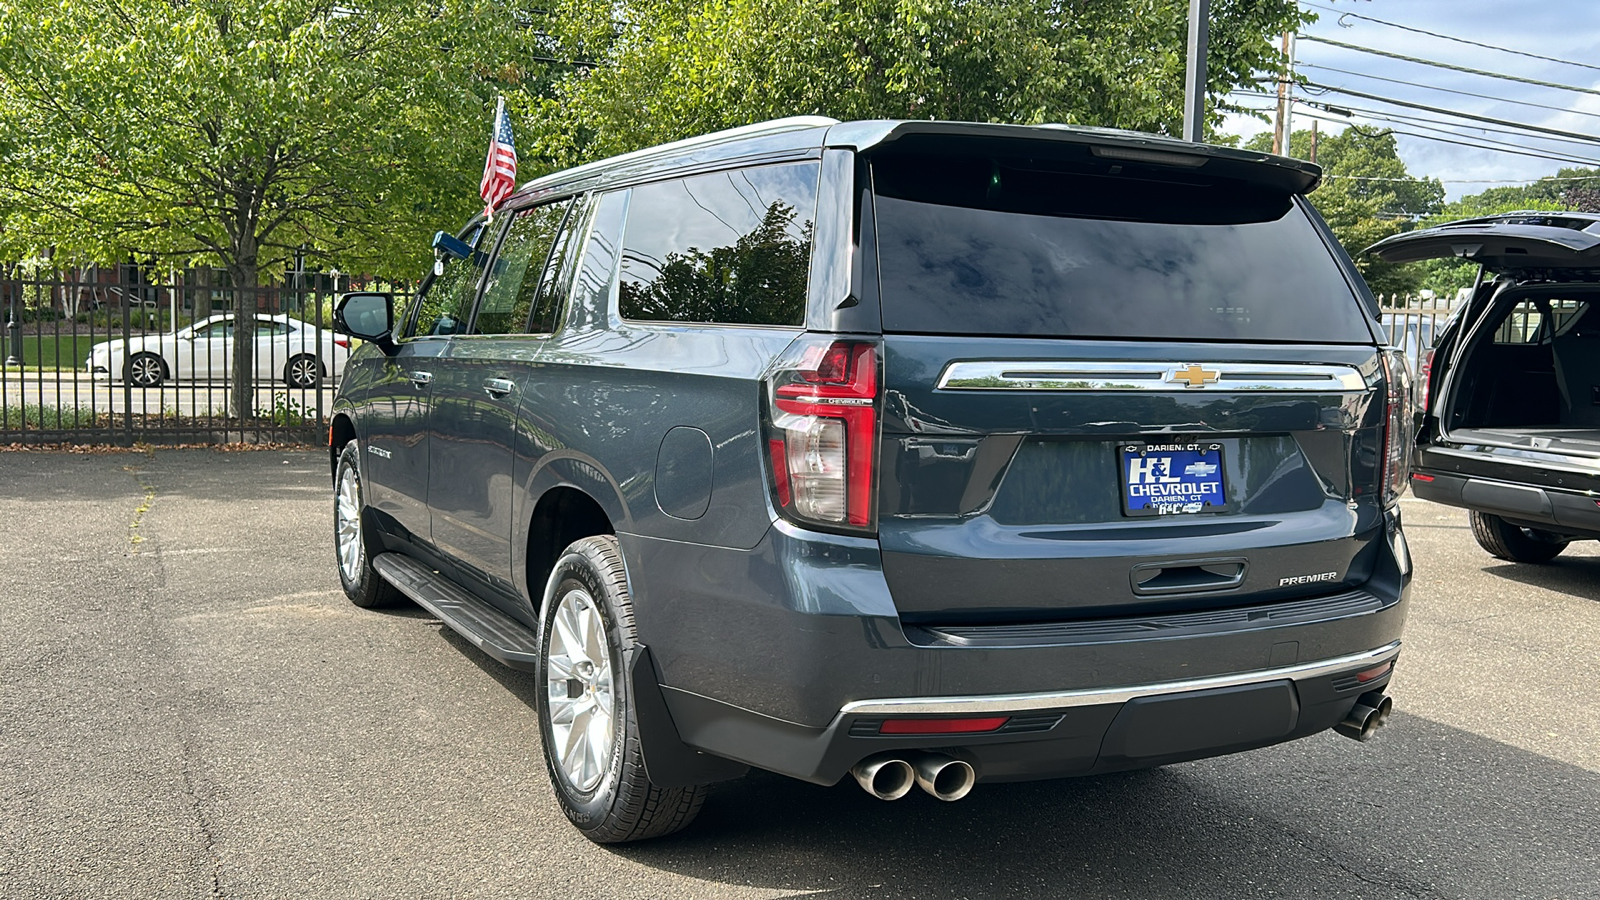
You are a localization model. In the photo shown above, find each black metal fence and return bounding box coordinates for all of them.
[0,266,411,446]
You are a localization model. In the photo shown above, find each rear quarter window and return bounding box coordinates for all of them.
[618,162,818,327]
[871,154,1373,343]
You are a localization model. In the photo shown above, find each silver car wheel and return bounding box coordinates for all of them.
[288,355,320,388]
[128,354,163,387]
[335,464,363,582]
[545,587,616,793]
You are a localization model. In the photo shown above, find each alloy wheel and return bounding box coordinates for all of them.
[335,464,363,582]
[545,587,616,793]
[128,355,163,387]
[288,356,320,388]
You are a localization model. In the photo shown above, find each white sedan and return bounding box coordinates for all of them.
[85,314,351,388]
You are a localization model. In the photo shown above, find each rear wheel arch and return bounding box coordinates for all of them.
[329,413,357,479]
[526,486,617,614]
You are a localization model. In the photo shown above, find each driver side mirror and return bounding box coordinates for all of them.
[334,292,396,353]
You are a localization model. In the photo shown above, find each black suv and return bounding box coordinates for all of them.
[329,118,1412,842]
[1372,211,1600,563]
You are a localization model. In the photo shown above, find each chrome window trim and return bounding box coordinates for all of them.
[837,641,1401,717]
[935,360,1370,393]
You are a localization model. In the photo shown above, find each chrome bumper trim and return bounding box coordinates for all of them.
[838,641,1401,717]
[935,360,1370,393]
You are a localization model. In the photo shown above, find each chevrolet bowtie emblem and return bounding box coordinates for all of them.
[1169,364,1220,388]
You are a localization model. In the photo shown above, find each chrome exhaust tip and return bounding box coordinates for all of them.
[851,756,916,801]
[1334,691,1394,742]
[912,753,977,802]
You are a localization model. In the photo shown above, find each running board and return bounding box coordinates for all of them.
[372,553,541,671]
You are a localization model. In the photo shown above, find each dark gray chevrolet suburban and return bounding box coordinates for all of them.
[328,117,1414,842]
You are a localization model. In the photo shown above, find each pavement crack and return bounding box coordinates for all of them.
[122,450,157,552]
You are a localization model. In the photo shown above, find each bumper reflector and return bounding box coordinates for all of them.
[1411,473,1435,482]
[1355,661,1395,683]
[878,717,1010,735]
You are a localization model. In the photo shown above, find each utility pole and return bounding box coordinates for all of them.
[1272,30,1295,156]
[1309,119,1320,164]
[1182,0,1210,143]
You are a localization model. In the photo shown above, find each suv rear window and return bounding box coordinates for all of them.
[871,154,1373,343]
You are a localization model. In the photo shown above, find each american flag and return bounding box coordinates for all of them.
[480,97,517,218]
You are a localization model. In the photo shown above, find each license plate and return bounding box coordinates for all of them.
[1119,442,1228,517]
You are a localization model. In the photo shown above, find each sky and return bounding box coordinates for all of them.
[1217,0,1600,200]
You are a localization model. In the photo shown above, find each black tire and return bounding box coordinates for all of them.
[125,352,166,388]
[1469,511,1569,564]
[334,440,402,608]
[536,535,705,843]
[285,354,322,389]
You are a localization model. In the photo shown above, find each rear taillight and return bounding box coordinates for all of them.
[334,337,350,349]
[764,338,879,532]
[1380,348,1414,509]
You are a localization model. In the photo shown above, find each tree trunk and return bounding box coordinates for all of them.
[228,261,258,419]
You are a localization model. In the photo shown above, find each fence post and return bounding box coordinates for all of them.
[120,266,134,447]
[3,270,20,367]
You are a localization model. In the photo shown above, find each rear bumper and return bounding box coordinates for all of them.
[1412,467,1600,538]
[622,513,1411,786]
[655,642,1399,785]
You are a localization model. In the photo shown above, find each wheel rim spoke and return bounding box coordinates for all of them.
[545,587,615,792]
[335,467,362,580]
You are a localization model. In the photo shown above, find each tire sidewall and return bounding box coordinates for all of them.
[536,541,632,831]
[334,440,373,598]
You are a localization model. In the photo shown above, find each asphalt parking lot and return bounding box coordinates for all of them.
[2,449,1596,899]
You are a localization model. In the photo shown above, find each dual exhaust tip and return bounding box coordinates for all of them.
[1334,690,1394,742]
[851,753,976,802]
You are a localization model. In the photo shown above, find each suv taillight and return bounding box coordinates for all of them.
[1380,348,1414,508]
[764,338,879,532]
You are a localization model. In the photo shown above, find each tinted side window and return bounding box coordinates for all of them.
[619,163,817,326]
[408,223,486,338]
[529,206,583,335]
[473,200,573,335]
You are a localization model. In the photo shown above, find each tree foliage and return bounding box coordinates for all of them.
[532,0,1311,165]
[1248,127,1443,296]
[0,0,557,411]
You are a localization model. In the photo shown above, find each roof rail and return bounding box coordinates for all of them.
[521,116,840,192]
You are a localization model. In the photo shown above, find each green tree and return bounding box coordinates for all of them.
[1248,127,1444,296]
[0,0,557,414]
[531,0,1311,165]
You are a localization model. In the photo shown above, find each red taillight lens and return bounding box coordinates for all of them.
[335,337,351,349]
[765,339,879,530]
[878,717,1009,735]
[1380,348,1414,509]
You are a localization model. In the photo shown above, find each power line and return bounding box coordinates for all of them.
[1297,34,1600,99]
[1288,106,1600,169]
[1230,88,1600,155]
[1228,95,1600,168]
[1303,83,1600,146]
[1297,1,1600,75]
[1328,174,1600,184]
[1285,96,1600,154]
[1298,63,1600,122]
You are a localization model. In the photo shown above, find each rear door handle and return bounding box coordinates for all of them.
[408,370,433,388]
[483,377,515,398]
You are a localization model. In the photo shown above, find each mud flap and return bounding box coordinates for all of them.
[626,645,750,788]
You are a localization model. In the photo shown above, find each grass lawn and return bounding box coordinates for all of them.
[1,333,108,371]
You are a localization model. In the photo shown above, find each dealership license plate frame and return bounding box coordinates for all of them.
[1119,441,1230,517]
